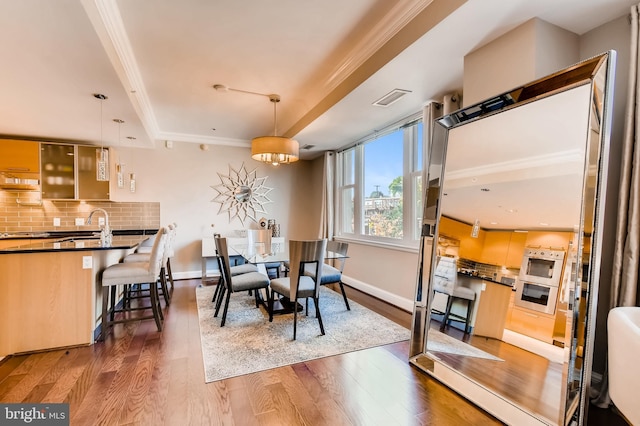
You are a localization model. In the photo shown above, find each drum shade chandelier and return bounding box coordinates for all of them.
[213,84,299,166]
[251,94,299,166]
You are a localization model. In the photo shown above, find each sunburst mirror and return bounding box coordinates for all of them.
[210,163,273,225]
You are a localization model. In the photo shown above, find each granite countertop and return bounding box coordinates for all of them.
[0,229,157,240]
[457,271,514,287]
[0,235,149,254]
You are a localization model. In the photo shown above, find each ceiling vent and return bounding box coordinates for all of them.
[372,89,412,107]
[301,144,315,150]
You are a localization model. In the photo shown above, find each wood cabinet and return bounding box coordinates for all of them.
[0,140,41,191]
[0,139,40,172]
[473,280,513,339]
[439,216,485,262]
[0,251,93,356]
[505,306,556,344]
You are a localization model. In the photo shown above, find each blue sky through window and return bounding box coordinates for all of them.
[364,131,403,197]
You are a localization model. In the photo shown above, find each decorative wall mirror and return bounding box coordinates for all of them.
[409,51,615,426]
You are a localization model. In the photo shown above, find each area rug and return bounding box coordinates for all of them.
[427,329,503,361]
[196,284,411,383]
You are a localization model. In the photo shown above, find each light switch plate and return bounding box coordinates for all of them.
[82,256,92,269]
[53,217,61,227]
[98,217,105,226]
[75,218,84,226]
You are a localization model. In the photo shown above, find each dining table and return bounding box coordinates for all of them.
[226,236,348,314]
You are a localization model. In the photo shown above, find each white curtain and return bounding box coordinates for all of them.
[592,2,640,408]
[319,151,335,240]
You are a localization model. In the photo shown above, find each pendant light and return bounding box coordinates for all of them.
[251,94,299,166]
[113,118,125,188]
[127,136,136,193]
[94,93,110,181]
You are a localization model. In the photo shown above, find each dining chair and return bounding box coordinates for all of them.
[214,236,270,327]
[304,240,350,310]
[246,229,282,278]
[268,239,327,340]
[99,227,167,340]
[211,233,259,303]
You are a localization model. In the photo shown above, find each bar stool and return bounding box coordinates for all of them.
[99,227,167,340]
[431,257,476,334]
[124,223,175,306]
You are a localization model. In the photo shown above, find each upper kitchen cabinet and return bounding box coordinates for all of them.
[77,146,109,200]
[0,140,40,190]
[41,143,75,199]
[481,231,527,267]
[41,143,110,200]
[439,216,485,262]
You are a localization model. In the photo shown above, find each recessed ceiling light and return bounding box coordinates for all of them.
[539,222,549,226]
[372,89,412,107]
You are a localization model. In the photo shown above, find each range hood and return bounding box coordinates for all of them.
[0,171,40,191]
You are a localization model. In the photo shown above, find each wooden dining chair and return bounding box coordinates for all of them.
[213,236,270,327]
[268,239,327,340]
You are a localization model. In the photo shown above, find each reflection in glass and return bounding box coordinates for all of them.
[409,52,615,426]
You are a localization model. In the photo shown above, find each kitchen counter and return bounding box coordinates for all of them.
[457,271,514,288]
[0,233,146,357]
[0,235,149,254]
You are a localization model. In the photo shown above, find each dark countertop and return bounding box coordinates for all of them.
[457,272,514,288]
[0,229,157,240]
[0,235,149,254]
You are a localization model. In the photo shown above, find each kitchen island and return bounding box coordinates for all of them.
[433,272,513,340]
[0,235,148,357]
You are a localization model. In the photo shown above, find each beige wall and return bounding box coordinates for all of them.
[463,18,579,106]
[109,141,318,278]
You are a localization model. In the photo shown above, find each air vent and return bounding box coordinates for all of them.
[301,144,315,150]
[372,89,412,107]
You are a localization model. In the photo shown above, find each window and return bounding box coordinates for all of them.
[336,113,424,247]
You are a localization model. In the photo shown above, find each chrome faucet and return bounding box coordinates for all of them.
[87,208,112,246]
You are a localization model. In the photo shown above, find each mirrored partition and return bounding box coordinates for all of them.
[409,51,616,426]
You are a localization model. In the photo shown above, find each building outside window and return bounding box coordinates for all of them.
[336,113,424,247]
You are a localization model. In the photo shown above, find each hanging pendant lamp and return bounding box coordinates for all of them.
[94,93,110,181]
[251,94,299,166]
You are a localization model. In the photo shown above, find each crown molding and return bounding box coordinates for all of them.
[324,0,436,92]
[82,0,160,145]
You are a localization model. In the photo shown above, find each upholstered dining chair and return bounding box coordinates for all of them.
[304,240,350,310]
[211,233,259,304]
[99,227,167,340]
[246,229,282,278]
[268,239,327,340]
[214,236,270,327]
[431,256,476,334]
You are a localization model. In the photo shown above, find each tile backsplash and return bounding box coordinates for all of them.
[0,192,159,232]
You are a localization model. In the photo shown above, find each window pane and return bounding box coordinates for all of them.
[364,132,403,238]
[342,148,355,185]
[341,188,354,234]
[416,121,423,171]
[414,174,423,240]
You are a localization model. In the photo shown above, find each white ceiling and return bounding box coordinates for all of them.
[0,0,635,159]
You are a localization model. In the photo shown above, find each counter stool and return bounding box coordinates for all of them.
[99,227,167,340]
[436,286,476,334]
[124,223,176,306]
[431,256,475,334]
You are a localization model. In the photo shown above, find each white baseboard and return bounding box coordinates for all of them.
[341,274,414,312]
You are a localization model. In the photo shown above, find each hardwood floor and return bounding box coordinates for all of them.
[0,278,627,425]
